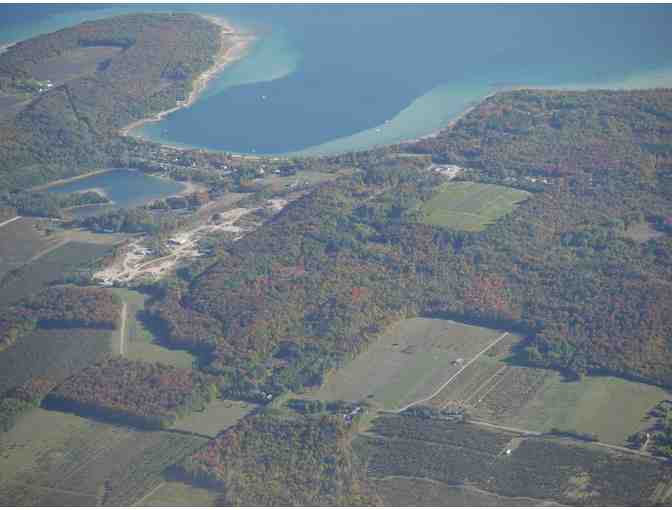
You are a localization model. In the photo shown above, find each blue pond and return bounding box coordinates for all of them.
[46,169,186,218]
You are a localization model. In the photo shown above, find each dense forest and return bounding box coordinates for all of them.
[1,286,120,351]
[178,411,379,505]
[0,13,222,190]
[45,357,219,429]
[148,89,672,391]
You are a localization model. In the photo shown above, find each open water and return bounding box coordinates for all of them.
[2,4,672,156]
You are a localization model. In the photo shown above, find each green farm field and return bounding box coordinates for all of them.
[0,327,112,395]
[0,408,207,506]
[0,241,113,306]
[497,373,671,445]
[310,317,519,411]
[425,345,670,446]
[139,481,219,507]
[0,217,56,278]
[170,399,254,438]
[420,181,530,231]
[110,288,195,368]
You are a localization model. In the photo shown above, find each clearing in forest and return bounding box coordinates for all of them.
[170,399,255,438]
[420,181,530,231]
[109,288,195,368]
[310,317,519,411]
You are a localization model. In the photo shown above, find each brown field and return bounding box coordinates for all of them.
[309,318,519,411]
[0,408,207,506]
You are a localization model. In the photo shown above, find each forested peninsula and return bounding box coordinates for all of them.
[0,12,222,190]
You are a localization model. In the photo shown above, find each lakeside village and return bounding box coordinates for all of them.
[86,142,476,288]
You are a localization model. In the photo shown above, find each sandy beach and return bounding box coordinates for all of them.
[0,42,16,56]
[30,168,117,191]
[119,15,254,138]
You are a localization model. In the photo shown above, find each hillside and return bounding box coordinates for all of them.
[0,12,222,190]
[152,89,672,391]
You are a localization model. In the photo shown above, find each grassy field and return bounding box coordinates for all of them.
[0,217,56,278]
[110,288,195,368]
[139,481,219,506]
[309,317,517,410]
[170,399,254,438]
[0,407,207,506]
[373,477,558,506]
[0,327,112,395]
[422,339,670,446]
[498,373,671,445]
[0,241,113,306]
[420,181,530,231]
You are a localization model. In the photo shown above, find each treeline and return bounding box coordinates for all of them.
[21,286,121,329]
[177,412,379,505]
[77,205,188,235]
[1,286,119,350]
[0,377,57,432]
[45,357,218,429]
[0,189,108,217]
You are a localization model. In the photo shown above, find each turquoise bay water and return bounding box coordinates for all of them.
[46,169,185,217]
[2,5,672,156]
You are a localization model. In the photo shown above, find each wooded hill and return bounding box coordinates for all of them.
[152,89,672,391]
[178,411,380,505]
[0,13,221,190]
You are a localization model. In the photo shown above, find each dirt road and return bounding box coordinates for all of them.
[0,215,20,229]
[392,332,509,413]
[118,301,127,356]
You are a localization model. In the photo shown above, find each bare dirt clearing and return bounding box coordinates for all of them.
[94,201,283,286]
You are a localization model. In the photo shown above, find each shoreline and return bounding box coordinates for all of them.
[0,41,16,56]
[119,15,254,138]
[31,168,117,191]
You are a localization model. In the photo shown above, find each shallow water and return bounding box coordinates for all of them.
[2,4,672,156]
[45,169,185,218]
